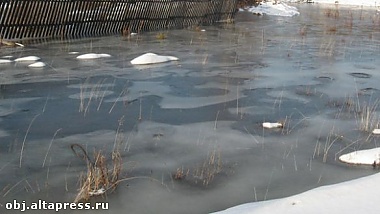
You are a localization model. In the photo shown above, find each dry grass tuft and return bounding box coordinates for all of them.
[326,26,337,34]
[324,8,340,19]
[193,148,222,186]
[172,148,223,186]
[173,167,189,180]
[295,86,315,97]
[357,100,380,132]
[71,144,122,203]
[156,32,167,40]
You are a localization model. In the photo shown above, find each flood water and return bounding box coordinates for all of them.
[1,3,380,214]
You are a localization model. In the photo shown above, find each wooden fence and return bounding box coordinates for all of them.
[0,0,237,40]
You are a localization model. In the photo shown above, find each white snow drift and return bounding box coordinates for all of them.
[339,148,380,165]
[76,53,111,59]
[262,122,283,128]
[28,62,46,68]
[245,2,300,17]
[214,170,380,214]
[130,53,179,65]
[14,56,40,62]
[0,59,12,64]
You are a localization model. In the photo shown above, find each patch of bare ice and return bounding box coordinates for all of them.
[0,129,10,137]
[0,98,40,117]
[127,121,264,152]
[266,90,310,104]
[69,90,114,99]
[228,106,273,116]
[105,81,244,109]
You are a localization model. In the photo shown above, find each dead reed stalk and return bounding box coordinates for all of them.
[193,148,222,186]
[357,100,380,132]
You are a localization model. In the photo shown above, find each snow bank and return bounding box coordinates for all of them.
[245,2,300,17]
[310,0,380,6]
[213,171,380,214]
[242,1,379,18]
[215,148,380,214]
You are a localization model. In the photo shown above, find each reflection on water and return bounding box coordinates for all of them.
[1,3,380,214]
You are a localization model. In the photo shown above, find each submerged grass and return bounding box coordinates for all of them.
[79,78,111,116]
[173,147,223,187]
[193,148,223,186]
[357,100,380,132]
[328,93,380,133]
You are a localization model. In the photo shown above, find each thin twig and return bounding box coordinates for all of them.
[70,144,93,167]
[3,179,25,197]
[19,114,40,168]
[42,128,62,167]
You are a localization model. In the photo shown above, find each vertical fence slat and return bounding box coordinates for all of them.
[13,0,24,39]
[0,1,11,37]
[53,1,61,37]
[4,0,13,38]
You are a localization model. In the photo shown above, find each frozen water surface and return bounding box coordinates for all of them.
[1,4,380,214]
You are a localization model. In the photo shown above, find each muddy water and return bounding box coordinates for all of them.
[1,3,380,214]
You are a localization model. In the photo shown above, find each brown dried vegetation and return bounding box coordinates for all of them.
[71,144,122,203]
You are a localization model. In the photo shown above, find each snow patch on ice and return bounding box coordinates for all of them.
[310,0,380,6]
[339,148,380,165]
[130,53,178,65]
[262,122,283,128]
[246,2,300,17]
[0,129,10,137]
[76,53,111,59]
[0,59,12,64]
[14,56,40,62]
[28,62,46,68]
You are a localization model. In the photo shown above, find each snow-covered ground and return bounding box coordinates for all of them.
[310,0,380,6]
[213,1,380,213]
[214,170,380,214]
[242,0,379,17]
[242,2,300,16]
